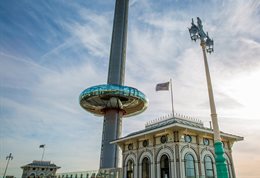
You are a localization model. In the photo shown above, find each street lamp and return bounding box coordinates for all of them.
[3,153,13,178]
[188,17,229,178]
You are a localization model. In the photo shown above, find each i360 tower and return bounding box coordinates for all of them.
[79,0,148,169]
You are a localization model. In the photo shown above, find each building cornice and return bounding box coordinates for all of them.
[111,122,243,144]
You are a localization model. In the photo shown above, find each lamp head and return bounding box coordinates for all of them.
[189,22,199,41]
[206,37,214,53]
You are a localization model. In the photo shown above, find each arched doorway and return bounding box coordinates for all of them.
[142,157,150,178]
[126,159,134,178]
[29,173,36,178]
[160,154,170,178]
[184,153,196,178]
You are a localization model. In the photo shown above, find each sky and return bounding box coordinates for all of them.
[0,0,260,177]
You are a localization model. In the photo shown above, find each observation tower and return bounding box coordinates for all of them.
[79,0,148,169]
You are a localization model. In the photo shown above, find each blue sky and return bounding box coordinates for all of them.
[1,0,260,177]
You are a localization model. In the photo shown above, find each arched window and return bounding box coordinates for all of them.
[224,154,232,178]
[184,153,196,178]
[160,154,170,178]
[227,165,232,178]
[29,173,36,178]
[127,159,134,178]
[142,157,150,178]
[204,156,214,178]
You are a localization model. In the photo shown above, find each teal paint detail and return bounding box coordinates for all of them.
[214,141,229,178]
[79,84,147,101]
[79,84,148,117]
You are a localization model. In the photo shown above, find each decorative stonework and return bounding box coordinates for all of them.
[21,160,60,178]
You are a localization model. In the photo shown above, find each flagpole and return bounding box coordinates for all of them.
[170,78,174,117]
[40,145,45,161]
[41,147,45,161]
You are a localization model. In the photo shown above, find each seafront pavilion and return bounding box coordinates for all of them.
[57,113,243,178]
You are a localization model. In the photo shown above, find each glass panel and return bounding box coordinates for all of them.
[160,155,170,178]
[127,160,134,178]
[185,154,196,177]
[80,84,147,100]
[142,157,150,178]
[127,160,134,171]
[186,168,195,176]
[204,156,214,178]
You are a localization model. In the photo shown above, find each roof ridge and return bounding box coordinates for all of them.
[145,113,203,129]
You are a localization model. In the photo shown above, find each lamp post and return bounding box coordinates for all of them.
[3,153,13,178]
[188,17,228,178]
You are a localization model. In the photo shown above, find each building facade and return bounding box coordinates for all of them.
[56,170,98,178]
[21,160,60,178]
[113,115,243,178]
[56,168,122,178]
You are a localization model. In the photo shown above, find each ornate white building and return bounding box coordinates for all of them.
[112,115,243,178]
[21,160,60,178]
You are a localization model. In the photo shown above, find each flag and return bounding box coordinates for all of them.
[39,144,45,148]
[156,82,170,91]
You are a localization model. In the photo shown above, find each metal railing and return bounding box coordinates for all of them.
[57,170,220,178]
[145,113,203,128]
[56,168,122,178]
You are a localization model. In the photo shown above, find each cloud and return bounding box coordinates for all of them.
[0,3,111,175]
